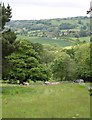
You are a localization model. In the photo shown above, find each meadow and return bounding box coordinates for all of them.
[17,36,75,47]
[2,83,90,118]
[71,36,90,42]
[28,37,75,47]
[17,35,90,48]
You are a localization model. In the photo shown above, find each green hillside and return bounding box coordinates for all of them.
[6,16,90,47]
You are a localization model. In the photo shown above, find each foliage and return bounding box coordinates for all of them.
[79,29,89,37]
[2,29,16,58]
[62,47,75,59]
[6,39,50,83]
[1,3,90,83]
[59,23,75,30]
[1,4,17,80]
[6,16,90,39]
[51,52,76,81]
[60,43,91,82]
[31,42,44,63]
[29,65,51,82]
[74,43,91,80]
[0,3,12,29]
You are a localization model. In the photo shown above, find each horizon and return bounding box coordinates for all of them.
[9,16,89,21]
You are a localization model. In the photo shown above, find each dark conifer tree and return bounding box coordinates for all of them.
[1,3,12,29]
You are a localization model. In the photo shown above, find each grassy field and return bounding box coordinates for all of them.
[71,36,90,42]
[17,35,90,47]
[2,83,90,118]
[79,36,90,42]
[17,36,75,47]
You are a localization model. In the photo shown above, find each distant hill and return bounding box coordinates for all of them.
[6,16,90,47]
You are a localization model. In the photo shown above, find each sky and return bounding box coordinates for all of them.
[1,0,91,20]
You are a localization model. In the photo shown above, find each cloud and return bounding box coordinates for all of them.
[2,0,90,20]
[2,0,90,8]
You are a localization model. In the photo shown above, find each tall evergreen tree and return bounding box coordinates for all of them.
[1,3,12,29]
[1,3,16,79]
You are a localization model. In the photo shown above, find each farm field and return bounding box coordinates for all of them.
[17,35,90,47]
[2,83,90,118]
[17,35,75,47]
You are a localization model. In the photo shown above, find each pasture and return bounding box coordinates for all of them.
[17,35,90,48]
[17,36,75,47]
[2,83,90,118]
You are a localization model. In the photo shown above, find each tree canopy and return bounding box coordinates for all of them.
[51,52,76,81]
[6,39,50,83]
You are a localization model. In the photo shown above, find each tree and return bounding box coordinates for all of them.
[62,47,75,59]
[74,43,91,81]
[2,29,16,58]
[51,52,76,81]
[1,3,12,29]
[79,29,88,37]
[6,39,50,83]
[42,44,60,66]
[78,20,83,25]
[31,42,44,63]
[1,3,15,58]
[29,65,51,82]
[1,3,17,80]
[59,23,75,30]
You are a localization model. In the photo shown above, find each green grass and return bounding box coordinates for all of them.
[17,35,90,48]
[17,36,75,47]
[79,36,90,42]
[2,83,90,118]
[71,36,90,42]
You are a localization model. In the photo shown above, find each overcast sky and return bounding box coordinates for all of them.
[1,0,91,20]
